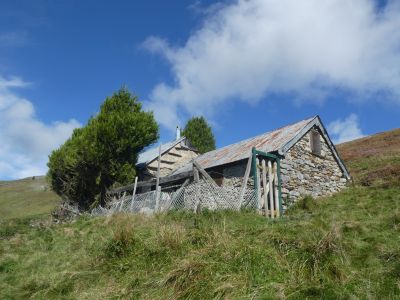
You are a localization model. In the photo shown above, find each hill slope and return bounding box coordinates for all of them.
[336,128,400,186]
[0,176,60,220]
[0,128,399,299]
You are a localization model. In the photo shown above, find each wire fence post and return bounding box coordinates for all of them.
[119,192,126,212]
[129,176,138,212]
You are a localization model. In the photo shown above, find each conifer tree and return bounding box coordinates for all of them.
[182,116,216,154]
[47,88,159,208]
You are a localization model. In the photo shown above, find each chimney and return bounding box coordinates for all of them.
[176,126,181,140]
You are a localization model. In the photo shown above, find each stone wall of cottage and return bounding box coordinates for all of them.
[222,163,247,187]
[280,130,347,205]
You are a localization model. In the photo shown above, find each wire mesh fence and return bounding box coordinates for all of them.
[91,175,257,216]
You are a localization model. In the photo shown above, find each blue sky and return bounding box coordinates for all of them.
[0,0,399,179]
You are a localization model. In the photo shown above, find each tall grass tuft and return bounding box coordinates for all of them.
[104,215,137,258]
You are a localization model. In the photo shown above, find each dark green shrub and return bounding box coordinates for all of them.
[47,88,159,209]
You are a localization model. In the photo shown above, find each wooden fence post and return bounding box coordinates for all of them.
[119,192,126,212]
[129,176,138,212]
[256,158,262,212]
[238,153,252,209]
[193,164,201,213]
[262,159,269,217]
[273,162,280,217]
[154,144,162,212]
[193,161,217,187]
[155,186,161,212]
[268,160,274,218]
[193,167,200,182]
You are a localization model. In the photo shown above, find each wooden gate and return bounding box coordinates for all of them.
[252,148,283,218]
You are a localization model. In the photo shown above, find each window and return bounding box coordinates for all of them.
[310,130,321,156]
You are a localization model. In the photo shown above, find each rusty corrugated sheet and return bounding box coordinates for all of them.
[173,116,316,174]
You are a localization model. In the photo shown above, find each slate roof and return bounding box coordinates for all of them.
[172,116,350,178]
[136,136,195,167]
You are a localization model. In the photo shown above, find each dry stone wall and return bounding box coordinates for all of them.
[222,163,247,187]
[280,130,347,206]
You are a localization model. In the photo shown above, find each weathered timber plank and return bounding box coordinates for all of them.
[168,152,183,157]
[262,159,269,217]
[192,163,201,212]
[155,145,162,207]
[160,159,176,164]
[273,162,280,217]
[129,176,138,211]
[193,167,200,182]
[193,161,218,187]
[148,165,173,171]
[238,154,252,209]
[108,170,194,194]
[256,158,261,210]
[268,160,275,219]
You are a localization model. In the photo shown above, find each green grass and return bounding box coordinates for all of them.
[0,176,60,220]
[1,185,399,299]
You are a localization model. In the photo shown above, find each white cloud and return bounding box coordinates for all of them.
[0,75,81,179]
[143,0,400,130]
[328,113,364,144]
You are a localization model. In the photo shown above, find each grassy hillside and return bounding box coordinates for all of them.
[0,129,399,299]
[0,176,60,220]
[336,128,400,186]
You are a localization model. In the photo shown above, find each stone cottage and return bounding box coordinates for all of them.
[166,115,350,205]
[112,116,349,213]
